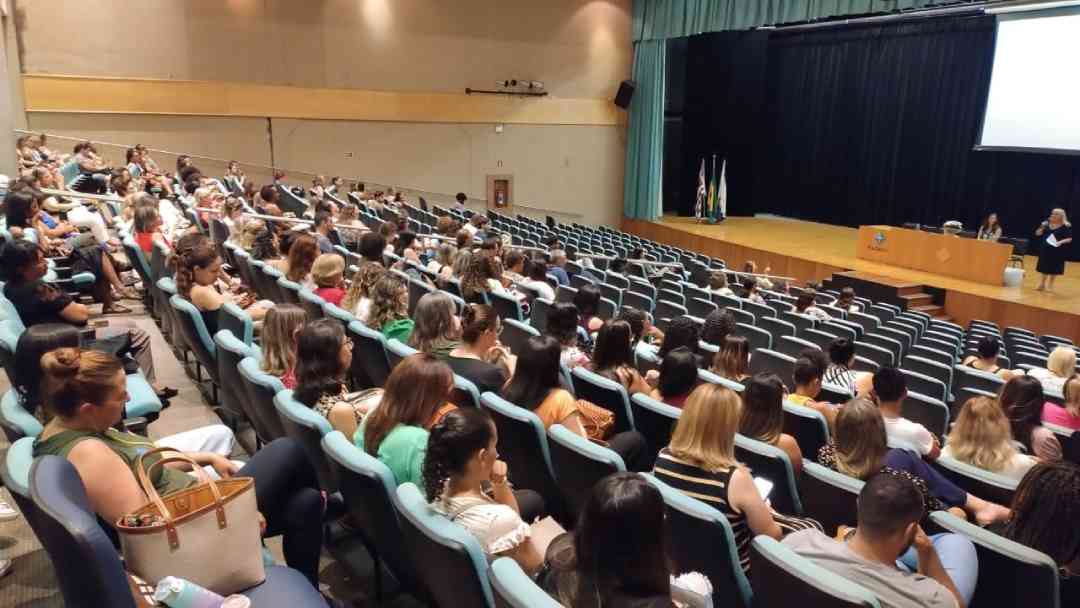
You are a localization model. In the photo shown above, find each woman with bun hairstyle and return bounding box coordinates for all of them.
[32,348,326,587]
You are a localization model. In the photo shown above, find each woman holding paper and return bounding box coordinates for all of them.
[1035,208,1073,292]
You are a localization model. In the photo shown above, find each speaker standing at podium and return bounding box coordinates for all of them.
[1035,208,1073,293]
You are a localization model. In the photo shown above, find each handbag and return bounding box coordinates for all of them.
[117,448,265,595]
[575,399,614,441]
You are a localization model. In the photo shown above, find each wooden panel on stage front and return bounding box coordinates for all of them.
[856,226,1011,286]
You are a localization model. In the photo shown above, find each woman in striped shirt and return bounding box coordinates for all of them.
[652,383,821,572]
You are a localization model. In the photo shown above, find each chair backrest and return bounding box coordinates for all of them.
[27,456,137,608]
[629,394,681,470]
[321,431,421,592]
[394,482,495,608]
[697,368,745,392]
[237,356,288,442]
[348,321,392,390]
[933,454,1017,507]
[776,335,819,359]
[748,349,797,392]
[855,341,894,368]
[169,294,217,378]
[930,510,1059,608]
[799,462,863,536]
[900,369,948,405]
[736,322,772,352]
[2,436,35,502]
[213,330,259,427]
[489,558,563,608]
[952,365,1005,401]
[0,388,43,441]
[759,316,796,347]
[489,290,525,323]
[749,536,880,608]
[570,366,635,433]
[644,474,753,608]
[734,434,802,514]
[901,391,949,439]
[547,424,625,521]
[782,401,829,461]
[385,338,420,369]
[408,278,436,316]
[500,318,539,358]
[297,288,327,321]
[219,301,254,346]
[273,389,337,491]
[479,393,564,519]
[276,276,304,305]
[529,297,553,332]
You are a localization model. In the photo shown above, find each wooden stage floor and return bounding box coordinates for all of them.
[622,216,1080,339]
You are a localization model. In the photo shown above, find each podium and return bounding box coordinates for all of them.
[856,225,1011,286]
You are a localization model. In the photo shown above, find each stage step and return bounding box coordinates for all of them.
[900,293,933,307]
[912,303,950,321]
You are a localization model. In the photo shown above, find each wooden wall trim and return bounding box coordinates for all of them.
[22,74,625,127]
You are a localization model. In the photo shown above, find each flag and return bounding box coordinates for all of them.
[706,155,717,218]
[714,158,727,222]
[694,158,706,219]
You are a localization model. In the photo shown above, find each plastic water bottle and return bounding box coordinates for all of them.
[152,576,225,608]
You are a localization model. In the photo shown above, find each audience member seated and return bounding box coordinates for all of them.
[742,278,765,304]
[132,205,169,254]
[657,316,705,368]
[368,273,413,341]
[653,383,822,574]
[740,373,805,475]
[648,347,698,408]
[961,336,1019,380]
[447,304,514,395]
[355,353,454,488]
[795,291,831,322]
[589,320,652,396]
[357,231,387,266]
[341,262,385,324]
[743,261,772,290]
[310,253,346,306]
[787,356,838,427]
[175,236,270,330]
[547,249,570,286]
[711,335,750,384]
[293,319,373,438]
[13,324,88,419]
[1,239,173,398]
[942,397,1037,481]
[1042,374,1080,430]
[32,348,325,587]
[1028,346,1077,395]
[871,366,940,460]
[501,249,526,285]
[818,399,1010,525]
[249,226,284,268]
[1001,375,1062,461]
[995,462,1080,605]
[701,308,735,347]
[618,306,664,360]
[521,257,556,300]
[502,335,648,471]
[461,254,501,304]
[284,233,319,290]
[261,304,306,387]
[549,302,591,368]
[835,287,859,313]
[784,473,977,608]
[708,271,735,296]
[542,472,711,606]
[409,291,462,359]
[824,338,864,395]
[426,243,458,281]
[425,408,549,575]
[573,284,604,335]
[312,211,335,254]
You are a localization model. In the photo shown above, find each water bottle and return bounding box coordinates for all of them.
[152,576,225,608]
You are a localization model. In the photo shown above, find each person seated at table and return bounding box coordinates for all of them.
[977,212,1003,241]
[961,336,1020,381]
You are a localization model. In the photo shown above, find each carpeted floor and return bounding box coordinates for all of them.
[0,302,427,607]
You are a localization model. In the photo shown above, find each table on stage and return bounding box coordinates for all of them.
[855,225,1012,286]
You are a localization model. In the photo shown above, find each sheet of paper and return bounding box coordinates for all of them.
[1047,232,1060,248]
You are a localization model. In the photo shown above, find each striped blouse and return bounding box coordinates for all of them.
[652,448,752,572]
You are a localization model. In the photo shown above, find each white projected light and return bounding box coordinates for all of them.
[978,8,1080,153]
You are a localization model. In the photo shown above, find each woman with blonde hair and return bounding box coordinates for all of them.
[368,273,413,341]
[712,335,751,383]
[818,399,1010,525]
[233,218,265,250]
[943,396,1037,481]
[653,383,820,573]
[1028,346,1077,395]
[342,262,385,323]
[260,303,307,382]
[1035,208,1073,292]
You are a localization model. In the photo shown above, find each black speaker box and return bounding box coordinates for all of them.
[614,80,636,109]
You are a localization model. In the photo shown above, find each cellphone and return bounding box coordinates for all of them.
[753,477,774,500]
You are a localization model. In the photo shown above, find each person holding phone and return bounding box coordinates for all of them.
[1035,208,1073,292]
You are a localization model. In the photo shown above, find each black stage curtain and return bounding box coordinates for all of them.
[674,14,1080,259]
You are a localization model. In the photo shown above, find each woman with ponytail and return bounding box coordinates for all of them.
[354,353,455,488]
[32,348,326,587]
[425,408,549,575]
[446,303,515,394]
[173,233,270,335]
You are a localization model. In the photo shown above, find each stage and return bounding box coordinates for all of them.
[622,216,1080,339]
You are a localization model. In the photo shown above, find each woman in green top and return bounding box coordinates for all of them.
[32,347,326,587]
[355,353,454,490]
[409,291,461,359]
[368,273,414,342]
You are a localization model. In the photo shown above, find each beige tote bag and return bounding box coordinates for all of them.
[117,448,265,595]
